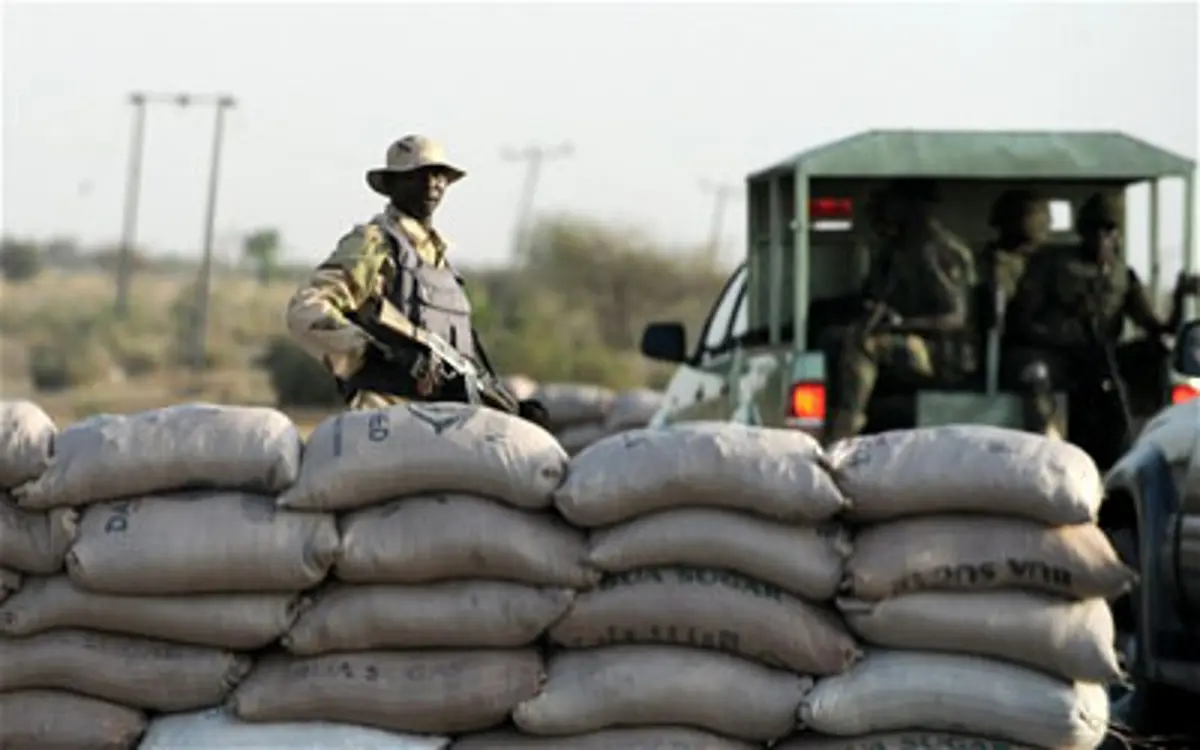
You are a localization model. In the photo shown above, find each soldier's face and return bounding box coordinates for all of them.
[1021,202,1051,244]
[389,168,451,218]
[1096,224,1120,255]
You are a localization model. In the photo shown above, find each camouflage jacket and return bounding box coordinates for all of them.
[285,206,450,378]
[869,220,978,328]
[1008,244,1164,348]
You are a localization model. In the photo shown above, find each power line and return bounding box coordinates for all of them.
[501,142,573,260]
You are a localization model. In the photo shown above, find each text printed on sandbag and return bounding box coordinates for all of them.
[825,735,1028,750]
[891,558,1072,595]
[103,501,135,533]
[601,567,785,601]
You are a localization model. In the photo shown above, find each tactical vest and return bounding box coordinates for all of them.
[340,217,476,400]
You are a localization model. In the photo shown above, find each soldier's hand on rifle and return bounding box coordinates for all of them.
[517,399,551,430]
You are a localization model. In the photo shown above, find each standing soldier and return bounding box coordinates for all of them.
[823,180,978,444]
[285,134,547,424]
[1007,192,1197,456]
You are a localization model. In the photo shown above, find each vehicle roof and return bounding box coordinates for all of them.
[747,129,1196,181]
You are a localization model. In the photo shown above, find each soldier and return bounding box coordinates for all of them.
[985,189,1050,306]
[285,134,547,423]
[1007,192,1197,453]
[823,180,978,444]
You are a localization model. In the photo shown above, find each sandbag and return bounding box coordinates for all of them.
[555,423,845,527]
[828,425,1103,525]
[556,423,613,456]
[799,650,1108,750]
[588,508,848,601]
[280,403,567,513]
[13,403,301,509]
[501,375,539,402]
[138,708,451,750]
[0,400,55,489]
[0,689,147,750]
[0,629,250,711]
[775,732,1037,749]
[534,382,615,428]
[846,515,1135,601]
[550,567,859,675]
[0,575,299,649]
[839,590,1121,682]
[453,728,759,749]
[0,495,77,573]
[514,645,810,741]
[234,649,543,735]
[284,582,573,654]
[67,492,338,595]
[337,494,598,588]
[604,388,664,431]
[1,566,20,603]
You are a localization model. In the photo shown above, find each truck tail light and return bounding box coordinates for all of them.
[789,381,826,422]
[1171,383,1199,405]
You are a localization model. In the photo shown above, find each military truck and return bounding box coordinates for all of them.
[641,129,1200,741]
[641,130,1197,458]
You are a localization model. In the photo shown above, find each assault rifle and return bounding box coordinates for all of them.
[355,297,521,415]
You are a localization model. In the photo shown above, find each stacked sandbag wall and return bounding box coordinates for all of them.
[535,383,664,455]
[460,423,856,747]
[228,402,571,738]
[780,425,1128,750]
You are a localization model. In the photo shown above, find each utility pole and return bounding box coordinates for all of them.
[115,93,148,318]
[189,94,237,376]
[501,142,573,260]
[699,179,738,265]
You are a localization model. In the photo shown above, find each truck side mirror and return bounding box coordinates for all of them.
[641,322,688,363]
[1173,319,1200,376]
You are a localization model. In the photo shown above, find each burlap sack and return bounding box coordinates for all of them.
[0,629,250,711]
[280,403,567,513]
[555,423,845,527]
[67,492,338,595]
[839,590,1121,682]
[1,567,21,603]
[603,388,664,431]
[556,423,613,456]
[534,383,615,429]
[233,649,544,735]
[284,582,573,654]
[502,375,539,402]
[337,495,598,588]
[138,708,451,750]
[0,575,299,649]
[453,728,759,749]
[588,508,849,601]
[550,567,859,674]
[828,425,1103,525]
[513,645,811,741]
[0,494,77,573]
[845,515,1136,601]
[799,650,1109,750]
[775,732,1036,749]
[0,400,55,489]
[14,403,301,509]
[0,689,147,750]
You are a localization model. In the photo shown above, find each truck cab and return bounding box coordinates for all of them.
[642,129,1198,469]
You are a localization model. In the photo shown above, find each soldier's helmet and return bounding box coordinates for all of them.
[1075,193,1123,235]
[988,189,1044,232]
[366,135,466,195]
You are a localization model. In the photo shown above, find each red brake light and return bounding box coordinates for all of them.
[790,382,826,422]
[809,197,853,220]
[1172,384,1199,404]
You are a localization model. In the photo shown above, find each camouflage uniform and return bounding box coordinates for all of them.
[285,136,468,409]
[825,218,978,443]
[1007,193,1174,452]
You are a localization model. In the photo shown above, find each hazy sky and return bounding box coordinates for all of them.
[3,1,1197,271]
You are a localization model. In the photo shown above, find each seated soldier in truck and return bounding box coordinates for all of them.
[823,180,979,444]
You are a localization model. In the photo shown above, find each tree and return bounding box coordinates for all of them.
[0,238,43,282]
[243,229,281,286]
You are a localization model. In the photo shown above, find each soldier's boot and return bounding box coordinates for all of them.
[1019,362,1063,439]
